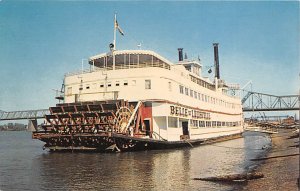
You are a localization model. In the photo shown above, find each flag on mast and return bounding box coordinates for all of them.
[115,20,124,36]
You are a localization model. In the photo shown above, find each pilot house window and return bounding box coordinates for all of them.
[145,80,151,89]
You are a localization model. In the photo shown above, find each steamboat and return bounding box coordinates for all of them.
[32,16,244,152]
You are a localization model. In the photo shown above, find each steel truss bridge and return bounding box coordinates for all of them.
[0,91,299,121]
[0,109,49,121]
[242,91,299,112]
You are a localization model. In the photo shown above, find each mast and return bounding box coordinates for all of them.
[113,13,117,51]
[113,13,117,70]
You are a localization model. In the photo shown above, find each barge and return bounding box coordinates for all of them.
[32,16,244,152]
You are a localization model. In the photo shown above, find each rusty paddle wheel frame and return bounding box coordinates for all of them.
[32,100,146,152]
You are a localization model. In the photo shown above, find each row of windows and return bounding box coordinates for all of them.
[190,75,215,90]
[66,79,152,96]
[168,117,241,128]
[190,120,241,128]
[179,85,239,109]
[79,80,130,91]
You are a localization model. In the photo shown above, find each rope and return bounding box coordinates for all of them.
[184,140,194,147]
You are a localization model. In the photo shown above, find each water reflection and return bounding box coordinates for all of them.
[0,131,270,191]
[34,149,192,191]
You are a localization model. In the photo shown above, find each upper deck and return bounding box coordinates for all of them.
[63,49,240,105]
[66,49,208,84]
[88,50,172,71]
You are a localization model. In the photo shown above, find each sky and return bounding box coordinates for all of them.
[0,1,299,115]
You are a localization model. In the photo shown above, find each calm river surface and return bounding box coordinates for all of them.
[0,131,270,191]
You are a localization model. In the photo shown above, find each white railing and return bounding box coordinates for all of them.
[65,62,171,77]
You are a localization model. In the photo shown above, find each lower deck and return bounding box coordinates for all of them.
[149,101,244,141]
[32,99,244,151]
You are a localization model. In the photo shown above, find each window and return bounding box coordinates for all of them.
[190,120,198,128]
[116,81,120,86]
[168,117,178,128]
[100,83,104,88]
[190,90,193,97]
[124,81,128,86]
[145,80,151,89]
[86,85,90,89]
[199,121,205,127]
[212,121,216,127]
[206,121,211,127]
[107,82,112,87]
[198,93,200,100]
[185,87,189,95]
[179,85,184,94]
[194,91,197,99]
[193,120,198,128]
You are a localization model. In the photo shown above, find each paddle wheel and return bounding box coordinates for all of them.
[32,100,148,152]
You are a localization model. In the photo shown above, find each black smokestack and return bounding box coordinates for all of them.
[178,48,183,61]
[213,43,220,79]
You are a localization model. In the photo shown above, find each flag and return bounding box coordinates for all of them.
[115,20,124,36]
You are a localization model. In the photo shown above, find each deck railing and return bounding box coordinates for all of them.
[65,62,170,77]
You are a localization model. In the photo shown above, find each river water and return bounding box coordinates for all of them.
[0,131,271,191]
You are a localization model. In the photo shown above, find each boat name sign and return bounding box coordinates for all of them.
[170,105,211,119]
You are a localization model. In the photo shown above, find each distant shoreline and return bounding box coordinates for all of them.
[0,129,27,131]
[0,123,27,131]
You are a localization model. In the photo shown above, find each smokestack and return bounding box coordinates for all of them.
[213,43,220,79]
[178,48,183,61]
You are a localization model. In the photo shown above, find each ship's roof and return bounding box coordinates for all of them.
[89,50,174,67]
[176,60,202,67]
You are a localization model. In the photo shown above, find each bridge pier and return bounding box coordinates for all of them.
[27,119,38,132]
